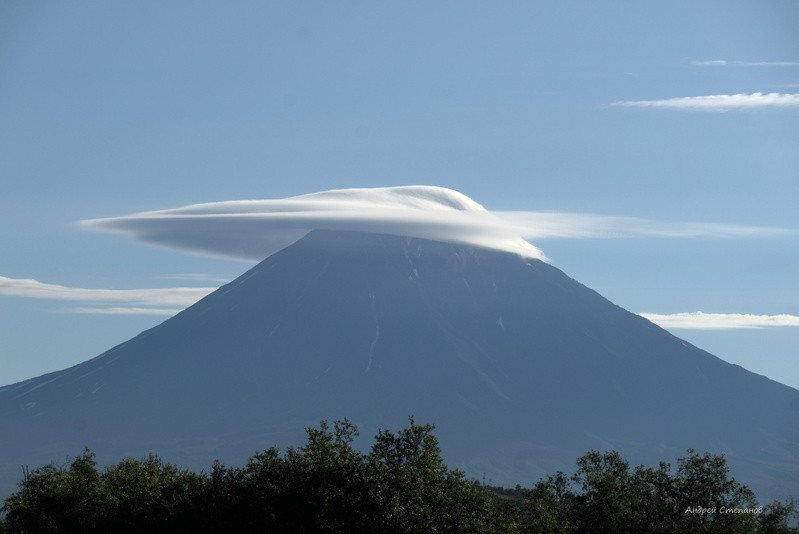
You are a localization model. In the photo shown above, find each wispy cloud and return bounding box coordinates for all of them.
[0,275,215,315]
[613,92,799,111]
[639,312,799,330]
[80,186,796,263]
[691,60,799,67]
[65,307,185,316]
[495,211,794,240]
[161,273,232,284]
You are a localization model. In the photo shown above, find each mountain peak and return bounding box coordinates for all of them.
[1,230,797,501]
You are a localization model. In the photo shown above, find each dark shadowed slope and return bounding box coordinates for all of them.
[1,230,797,501]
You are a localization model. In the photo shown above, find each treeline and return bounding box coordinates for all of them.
[1,419,796,533]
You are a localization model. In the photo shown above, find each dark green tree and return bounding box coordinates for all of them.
[367,417,518,533]
[571,450,635,532]
[520,448,789,534]
[2,449,108,533]
[234,418,379,532]
[100,454,203,532]
[524,472,575,534]
[756,498,799,533]
[673,449,758,533]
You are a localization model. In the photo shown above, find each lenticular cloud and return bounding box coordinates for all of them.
[80,186,545,261]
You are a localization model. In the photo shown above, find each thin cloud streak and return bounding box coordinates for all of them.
[691,60,799,67]
[640,312,799,330]
[0,276,215,309]
[162,273,232,284]
[65,307,184,316]
[496,211,796,240]
[613,92,799,111]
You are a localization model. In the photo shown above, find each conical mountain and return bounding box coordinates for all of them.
[1,230,797,500]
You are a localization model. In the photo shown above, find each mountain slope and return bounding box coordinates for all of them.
[1,230,797,500]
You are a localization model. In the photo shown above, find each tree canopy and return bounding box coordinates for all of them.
[1,419,796,533]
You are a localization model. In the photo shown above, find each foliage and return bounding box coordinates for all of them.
[523,448,795,534]
[0,449,204,533]
[1,422,796,533]
[1,419,513,533]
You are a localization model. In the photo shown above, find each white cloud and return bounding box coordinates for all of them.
[80,186,546,261]
[690,60,730,67]
[639,312,799,330]
[691,60,799,67]
[79,186,795,263]
[613,92,799,111]
[0,275,215,315]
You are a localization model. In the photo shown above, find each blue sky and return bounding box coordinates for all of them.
[2,1,798,389]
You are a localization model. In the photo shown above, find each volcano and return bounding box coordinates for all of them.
[1,230,797,501]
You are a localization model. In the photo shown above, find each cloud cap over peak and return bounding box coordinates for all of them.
[80,186,545,261]
[80,186,796,263]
